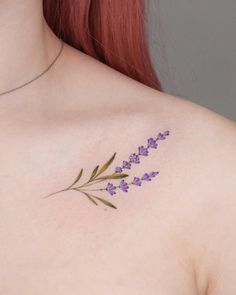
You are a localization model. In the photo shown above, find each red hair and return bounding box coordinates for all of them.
[43,0,162,91]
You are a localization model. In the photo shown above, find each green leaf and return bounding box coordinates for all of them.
[92,195,117,209]
[96,152,116,177]
[96,173,129,181]
[89,165,99,181]
[66,168,83,189]
[74,190,117,209]
[83,192,98,206]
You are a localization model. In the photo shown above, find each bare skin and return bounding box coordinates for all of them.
[1,1,236,294]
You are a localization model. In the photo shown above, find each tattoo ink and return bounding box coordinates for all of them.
[44,130,170,209]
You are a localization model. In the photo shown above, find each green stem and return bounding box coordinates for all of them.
[78,182,135,193]
[44,188,69,198]
[44,180,135,199]
[81,188,105,192]
[76,178,105,189]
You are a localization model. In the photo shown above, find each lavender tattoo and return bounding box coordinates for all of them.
[44,130,170,209]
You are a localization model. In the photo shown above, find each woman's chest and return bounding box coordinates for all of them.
[0,192,189,295]
[1,149,195,295]
[0,128,201,294]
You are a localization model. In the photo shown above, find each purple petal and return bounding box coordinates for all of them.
[149,171,159,177]
[106,182,117,195]
[138,146,149,156]
[123,161,131,169]
[129,153,140,164]
[132,177,142,186]
[156,132,166,140]
[141,173,151,181]
[119,179,129,192]
[163,130,170,136]
[147,138,158,149]
[115,166,123,173]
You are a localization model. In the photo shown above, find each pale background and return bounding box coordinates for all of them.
[147,0,236,121]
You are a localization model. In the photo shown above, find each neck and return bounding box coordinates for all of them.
[0,0,60,95]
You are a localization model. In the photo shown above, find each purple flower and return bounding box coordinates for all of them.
[163,130,170,136]
[149,171,159,177]
[138,145,149,156]
[119,179,129,192]
[106,182,117,195]
[123,161,131,169]
[132,177,142,186]
[156,132,166,140]
[147,138,158,149]
[115,166,123,173]
[129,153,140,164]
[141,173,152,181]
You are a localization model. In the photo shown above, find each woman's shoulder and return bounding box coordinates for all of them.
[59,42,235,121]
[145,94,236,293]
[59,42,236,199]
[58,42,236,199]
[142,94,236,292]
[56,44,236,292]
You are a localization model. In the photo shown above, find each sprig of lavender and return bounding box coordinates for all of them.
[44,130,170,209]
[114,130,170,174]
[85,171,160,195]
